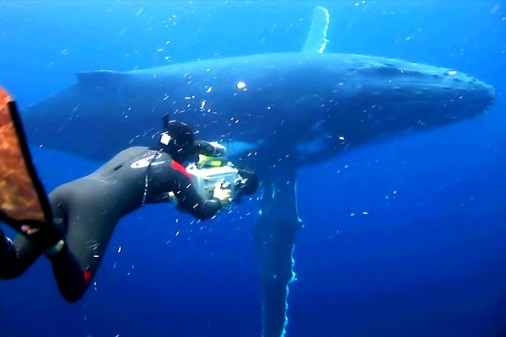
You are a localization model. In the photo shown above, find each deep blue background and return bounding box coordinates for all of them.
[1,1,505,336]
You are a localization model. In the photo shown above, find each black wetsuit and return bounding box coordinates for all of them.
[0,146,223,301]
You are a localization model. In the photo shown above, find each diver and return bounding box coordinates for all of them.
[0,115,258,302]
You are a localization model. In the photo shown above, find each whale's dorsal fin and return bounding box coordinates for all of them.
[301,6,330,53]
[76,70,130,87]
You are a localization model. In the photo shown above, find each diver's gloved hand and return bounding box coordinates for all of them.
[213,183,232,206]
[20,224,64,256]
[194,140,226,158]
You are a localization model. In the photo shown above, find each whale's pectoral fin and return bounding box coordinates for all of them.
[254,167,302,337]
[253,7,330,337]
[301,6,330,53]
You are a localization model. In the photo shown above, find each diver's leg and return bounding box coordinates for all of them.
[0,227,43,279]
[0,228,11,253]
[0,199,70,279]
[0,194,67,279]
[0,225,84,298]
[48,188,119,302]
[48,242,89,302]
[0,228,24,278]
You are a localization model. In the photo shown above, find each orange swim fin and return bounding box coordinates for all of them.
[0,87,52,231]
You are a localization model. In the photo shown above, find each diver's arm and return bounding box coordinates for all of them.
[149,155,230,219]
[174,178,224,220]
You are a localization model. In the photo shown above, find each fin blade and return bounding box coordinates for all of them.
[0,87,52,230]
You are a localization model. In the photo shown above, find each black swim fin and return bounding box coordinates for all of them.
[0,87,52,232]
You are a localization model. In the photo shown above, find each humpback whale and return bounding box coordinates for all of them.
[21,7,495,337]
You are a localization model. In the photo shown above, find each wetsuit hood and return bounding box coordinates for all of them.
[153,121,195,163]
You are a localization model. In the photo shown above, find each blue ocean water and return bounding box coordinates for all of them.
[0,1,505,336]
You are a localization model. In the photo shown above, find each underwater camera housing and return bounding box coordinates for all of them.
[186,157,247,203]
